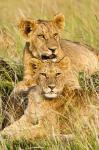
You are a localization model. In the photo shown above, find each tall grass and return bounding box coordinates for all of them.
[0,0,99,59]
[0,0,99,149]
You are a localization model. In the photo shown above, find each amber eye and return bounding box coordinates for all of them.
[40,73,47,77]
[56,73,61,77]
[53,33,58,38]
[37,34,45,39]
[32,64,37,69]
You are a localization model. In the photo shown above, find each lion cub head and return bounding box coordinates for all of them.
[31,57,80,99]
[18,13,65,61]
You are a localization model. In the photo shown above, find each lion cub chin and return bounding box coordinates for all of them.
[44,93,57,99]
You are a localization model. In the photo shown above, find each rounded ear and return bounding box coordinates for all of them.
[58,56,71,70]
[30,58,43,71]
[53,13,65,30]
[18,19,37,39]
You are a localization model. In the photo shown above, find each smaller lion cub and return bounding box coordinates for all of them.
[1,57,79,141]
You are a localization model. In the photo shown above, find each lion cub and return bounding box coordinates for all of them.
[14,13,99,95]
[1,57,79,140]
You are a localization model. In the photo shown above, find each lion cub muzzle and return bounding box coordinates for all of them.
[41,46,58,61]
[43,84,59,99]
[41,54,57,61]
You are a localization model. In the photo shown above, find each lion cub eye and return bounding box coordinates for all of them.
[37,34,45,39]
[56,73,61,77]
[53,33,58,39]
[32,64,37,69]
[40,73,47,77]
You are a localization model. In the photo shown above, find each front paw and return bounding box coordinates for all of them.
[10,84,29,97]
[14,83,29,93]
[12,80,36,95]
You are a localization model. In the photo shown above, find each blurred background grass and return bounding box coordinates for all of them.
[0,0,99,61]
[0,0,99,149]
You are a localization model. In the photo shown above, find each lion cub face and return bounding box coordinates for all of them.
[31,57,70,99]
[18,14,65,61]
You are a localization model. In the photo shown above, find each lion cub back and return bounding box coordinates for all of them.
[61,39,99,74]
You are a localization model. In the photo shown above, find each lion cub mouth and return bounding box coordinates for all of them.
[44,92,58,99]
[41,54,57,61]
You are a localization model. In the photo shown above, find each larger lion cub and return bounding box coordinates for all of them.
[14,13,99,94]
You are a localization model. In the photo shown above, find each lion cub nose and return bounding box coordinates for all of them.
[48,47,57,53]
[48,84,56,90]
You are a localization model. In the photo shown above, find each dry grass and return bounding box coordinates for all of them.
[0,0,99,149]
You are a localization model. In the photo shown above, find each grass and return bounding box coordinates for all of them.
[0,0,99,149]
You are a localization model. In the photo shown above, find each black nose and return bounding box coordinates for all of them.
[48,84,55,90]
[48,47,57,53]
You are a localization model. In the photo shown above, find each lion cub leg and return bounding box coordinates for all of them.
[1,87,61,141]
[11,49,38,96]
[11,70,36,96]
[0,115,47,141]
[11,79,35,97]
[0,102,56,141]
[0,113,59,141]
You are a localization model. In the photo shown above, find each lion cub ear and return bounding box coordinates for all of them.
[18,19,37,39]
[53,13,65,30]
[58,56,71,70]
